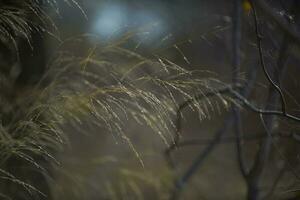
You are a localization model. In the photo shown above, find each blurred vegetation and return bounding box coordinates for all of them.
[0,0,300,200]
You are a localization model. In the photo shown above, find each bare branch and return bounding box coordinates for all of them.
[249,0,287,114]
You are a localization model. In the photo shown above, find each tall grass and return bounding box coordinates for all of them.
[0,1,236,199]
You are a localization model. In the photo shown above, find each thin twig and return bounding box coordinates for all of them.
[263,164,287,199]
[166,2,300,199]
[169,117,233,200]
[165,85,241,169]
[249,0,287,114]
[245,2,296,198]
[185,89,300,122]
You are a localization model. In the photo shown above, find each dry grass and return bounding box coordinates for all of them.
[0,1,238,199]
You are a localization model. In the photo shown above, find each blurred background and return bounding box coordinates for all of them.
[1,0,300,200]
[50,1,240,199]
